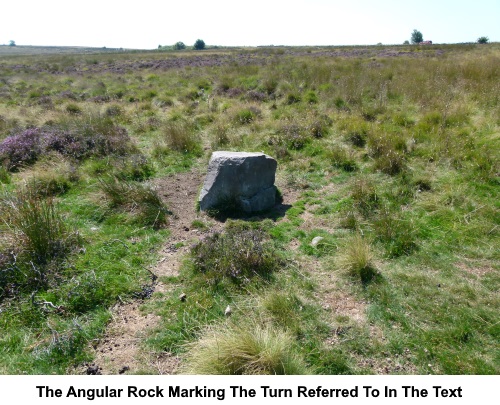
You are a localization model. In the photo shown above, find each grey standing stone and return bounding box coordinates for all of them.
[199,151,278,213]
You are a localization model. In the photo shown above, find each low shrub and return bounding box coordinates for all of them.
[307,116,331,139]
[0,124,135,170]
[0,128,42,170]
[245,90,268,102]
[43,126,133,160]
[105,104,123,117]
[191,223,280,285]
[276,123,311,150]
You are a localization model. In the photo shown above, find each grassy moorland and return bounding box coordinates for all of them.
[0,43,498,374]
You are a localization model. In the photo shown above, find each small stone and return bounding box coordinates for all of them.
[118,366,130,374]
[311,236,324,247]
[179,293,187,302]
[86,365,101,375]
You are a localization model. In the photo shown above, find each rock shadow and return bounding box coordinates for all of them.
[205,202,292,223]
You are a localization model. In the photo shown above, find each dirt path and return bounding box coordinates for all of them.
[86,169,216,375]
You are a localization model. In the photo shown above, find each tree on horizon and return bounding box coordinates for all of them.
[411,30,423,44]
[194,39,205,50]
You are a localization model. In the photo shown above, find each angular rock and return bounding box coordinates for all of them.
[199,151,277,213]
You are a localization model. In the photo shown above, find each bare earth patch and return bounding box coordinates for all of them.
[89,303,179,375]
[455,262,495,277]
[90,170,212,374]
[299,210,334,232]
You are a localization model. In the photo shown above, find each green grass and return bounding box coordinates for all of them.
[0,43,499,375]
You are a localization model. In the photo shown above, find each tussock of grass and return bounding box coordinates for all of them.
[24,173,73,198]
[1,190,77,267]
[326,145,358,172]
[99,177,170,229]
[373,208,418,257]
[350,177,379,214]
[337,234,378,283]
[162,120,201,154]
[0,189,81,297]
[180,322,309,375]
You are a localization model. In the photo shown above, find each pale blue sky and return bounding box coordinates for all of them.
[2,0,498,49]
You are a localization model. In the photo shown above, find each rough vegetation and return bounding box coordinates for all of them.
[0,43,498,375]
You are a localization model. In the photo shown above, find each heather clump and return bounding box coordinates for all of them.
[0,128,42,170]
[0,125,134,170]
[245,90,268,102]
[42,126,133,160]
[191,222,280,286]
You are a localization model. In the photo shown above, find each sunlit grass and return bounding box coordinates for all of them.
[0,43,498,375]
